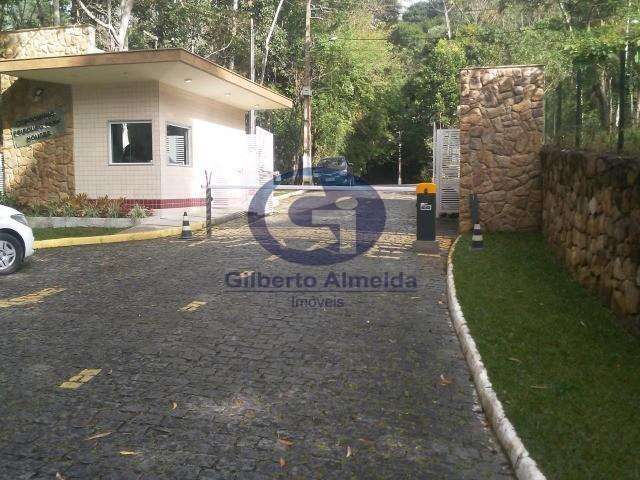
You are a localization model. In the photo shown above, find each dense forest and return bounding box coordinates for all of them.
[1,0,638,182]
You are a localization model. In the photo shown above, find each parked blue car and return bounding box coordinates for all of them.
[313,157,354,186]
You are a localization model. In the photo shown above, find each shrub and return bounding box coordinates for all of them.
[128,204,151,221]
[44,200,60,217]
[22,194,132,218]
[84,205,100,218]
[0,192,18,209]
[105,203,121,218]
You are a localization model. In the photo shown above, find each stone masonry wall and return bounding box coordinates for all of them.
[0,25,95,59]
[1,81,74,204]
[459,65,545,232]
[0,26,95,204]
[542,148,640,332]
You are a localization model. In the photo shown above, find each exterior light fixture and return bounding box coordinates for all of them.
[32,87,44,102]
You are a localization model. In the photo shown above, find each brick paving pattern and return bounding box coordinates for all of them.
[0,192,512,479]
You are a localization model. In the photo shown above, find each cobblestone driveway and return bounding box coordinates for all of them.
[0,192,512,479]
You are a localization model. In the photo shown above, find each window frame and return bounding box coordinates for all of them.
[108,120,154,166]
[165,122,192,167]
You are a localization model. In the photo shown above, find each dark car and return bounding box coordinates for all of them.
[313,156,354,186]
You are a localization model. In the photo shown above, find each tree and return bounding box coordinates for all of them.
[77,0,135,51]
[402,1,440,23]
[52,0,60,25]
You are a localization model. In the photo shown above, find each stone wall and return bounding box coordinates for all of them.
[0,26,95,204]
[542,148,640,332]
[459,65,545,232]
[0,25,95,59]
[1,81,74,204]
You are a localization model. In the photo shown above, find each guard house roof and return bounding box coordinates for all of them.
[0,48,293,111]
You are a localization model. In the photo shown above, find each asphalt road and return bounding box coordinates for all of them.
[0,191,512,479]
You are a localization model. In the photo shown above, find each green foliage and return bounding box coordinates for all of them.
[0,192,19,209]
[402,1,441,23]
[0,0,73,30]
[128,204,150,221]
[263,2,406,179]
[5,0,636,178]
[25,194,133,218]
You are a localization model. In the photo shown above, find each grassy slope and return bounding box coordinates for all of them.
[454,233,640,480]
[33,227,124,241]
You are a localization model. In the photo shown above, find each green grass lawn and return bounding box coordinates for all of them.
[33,227,125,241]
[454,233,640,480]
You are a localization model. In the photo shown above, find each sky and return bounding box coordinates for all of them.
[401,0,423,9]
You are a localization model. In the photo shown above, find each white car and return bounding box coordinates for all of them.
[0,205,35,275]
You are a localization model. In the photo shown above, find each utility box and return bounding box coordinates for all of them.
[416,183,437,241]
[414,183,439,253]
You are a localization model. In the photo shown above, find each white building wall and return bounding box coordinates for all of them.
[73,80,264,213]
[158,83,248,202]
[73,81,161,199]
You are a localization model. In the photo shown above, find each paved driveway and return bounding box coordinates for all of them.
[0,191,511,479]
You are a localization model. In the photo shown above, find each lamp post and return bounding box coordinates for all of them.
[249,0,257,135]
[397,130,403,185]
[301,0,313,185]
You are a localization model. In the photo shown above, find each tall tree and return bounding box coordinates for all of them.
[52,0,60,25]
[77,0,135,51]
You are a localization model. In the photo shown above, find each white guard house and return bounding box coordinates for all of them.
[0,26,292,220]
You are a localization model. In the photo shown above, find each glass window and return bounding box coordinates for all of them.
[166,124,190,165]
[110,122,153,164]
[319,157,347,171]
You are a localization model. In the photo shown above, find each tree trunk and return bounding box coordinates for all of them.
[260,0,285,84]
[592,70,609,130]
[618,48,627,153]
[116,0,135,51]
[555,82,563,138]
[52,0,61,25]
[230,0,239,70]
[35,0,47,26]
[107,0,113,51]
[442,0,452,40]
[575,66,582,148]
[70,0,80,23]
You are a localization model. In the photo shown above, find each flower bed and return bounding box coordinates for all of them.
[2,193,151,220]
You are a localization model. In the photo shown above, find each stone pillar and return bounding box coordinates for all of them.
[458,65,545,232]
[0,26,95,205]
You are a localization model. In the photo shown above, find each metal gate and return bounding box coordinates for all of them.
[247,126,275,214]
[432,128,460,216]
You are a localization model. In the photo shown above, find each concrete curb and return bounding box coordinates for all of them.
[27,216,135,229]
[33,222,204,249]
[33,210,246,249]
[447,236,546,480]
[274,190,305,201]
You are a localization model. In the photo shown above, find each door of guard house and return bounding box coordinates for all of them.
[432,128,460,217]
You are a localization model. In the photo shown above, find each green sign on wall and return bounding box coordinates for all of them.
[11,109,65,147]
